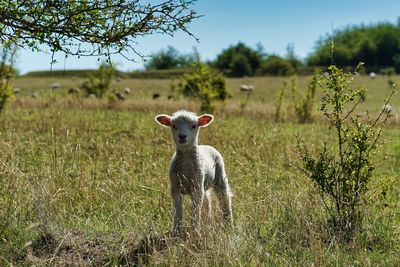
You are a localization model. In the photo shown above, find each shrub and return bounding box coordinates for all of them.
[0,79,13,113]
[176,62,228,113]
[81,64,115,98]
[290,74,317,123]
[379,67,395,76]
[296,63,396,241]
[0,64,17,78]
[0,44,17,113]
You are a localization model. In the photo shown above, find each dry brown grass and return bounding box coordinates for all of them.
[1,74,399,266]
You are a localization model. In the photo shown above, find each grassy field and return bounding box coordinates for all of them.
[1,74,399,265]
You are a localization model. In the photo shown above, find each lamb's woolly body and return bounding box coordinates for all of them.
[169,145,230,195]
[155,109,233,236]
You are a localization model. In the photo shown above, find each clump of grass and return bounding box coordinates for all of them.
[290,74,317,123]
[274,80,287,122]
[0,73,399,265]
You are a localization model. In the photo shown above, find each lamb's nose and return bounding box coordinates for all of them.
[179,134,187,140]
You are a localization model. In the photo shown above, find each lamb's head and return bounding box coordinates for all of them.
[155,110,214,150]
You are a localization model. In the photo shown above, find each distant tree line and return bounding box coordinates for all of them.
[145,20,400,77]
[308,23,400,71]
[144,46,199,70]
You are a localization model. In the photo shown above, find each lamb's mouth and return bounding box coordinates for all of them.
[178,139,187,144]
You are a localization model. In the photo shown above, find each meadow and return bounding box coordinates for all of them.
[1,74,399,265]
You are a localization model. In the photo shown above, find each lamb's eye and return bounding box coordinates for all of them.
[192,125,196,129]
[172,124,176,129]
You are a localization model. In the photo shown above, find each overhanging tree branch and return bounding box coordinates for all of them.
[0,0,200,60]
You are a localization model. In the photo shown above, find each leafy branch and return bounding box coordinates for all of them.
[0,0,200,61]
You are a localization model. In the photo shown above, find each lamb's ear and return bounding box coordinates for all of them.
[198,114,214,128]
[155,114,172,127]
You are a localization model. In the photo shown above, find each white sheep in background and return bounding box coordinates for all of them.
[155,110,233,237]
[50,82,61,89]
[240,84,254,92]
[369,72,377,79]
[382,104,392,114]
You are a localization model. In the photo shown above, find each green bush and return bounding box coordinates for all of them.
[81,64,115,98]
[0,44,17,113]
[176,63,228,113]
[0,64,17,78]
[0,79,13,113]
[296,63,396,241]
[379,67,395,76]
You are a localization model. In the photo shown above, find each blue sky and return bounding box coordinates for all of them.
[16,0,400,74]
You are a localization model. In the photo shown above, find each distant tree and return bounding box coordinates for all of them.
[144,46,198,70]
[213,42,263,77]
[0,1,199,61]
[285,43,304,72]
[257,55,295,76]
[229,53,253,77]
[308,23,400,69]
[393,54,400,73]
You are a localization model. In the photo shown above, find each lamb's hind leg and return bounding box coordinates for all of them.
[215,186,233,225]
[204,190,212,219]
[215,161,233,225]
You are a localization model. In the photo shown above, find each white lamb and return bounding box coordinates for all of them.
[155,110,233,237]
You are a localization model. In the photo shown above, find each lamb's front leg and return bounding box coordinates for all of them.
[171,191,183,237]
[190,186,205,233]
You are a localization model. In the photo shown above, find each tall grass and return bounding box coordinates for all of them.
[0,75,399,265]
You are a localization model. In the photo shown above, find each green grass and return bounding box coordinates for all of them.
[1,75,399,265]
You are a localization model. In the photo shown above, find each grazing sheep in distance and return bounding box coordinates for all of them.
[31,92,38,98]
[152,93,160,99]
[240,84,254,92]
[13,87,20,94]
[50,82,61,89]
[382,104,392,114]
[115,92,126,101]
[369,72,377,79]
[124,87,131,95]
[68,87,80,95]
[155,110,233,237]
